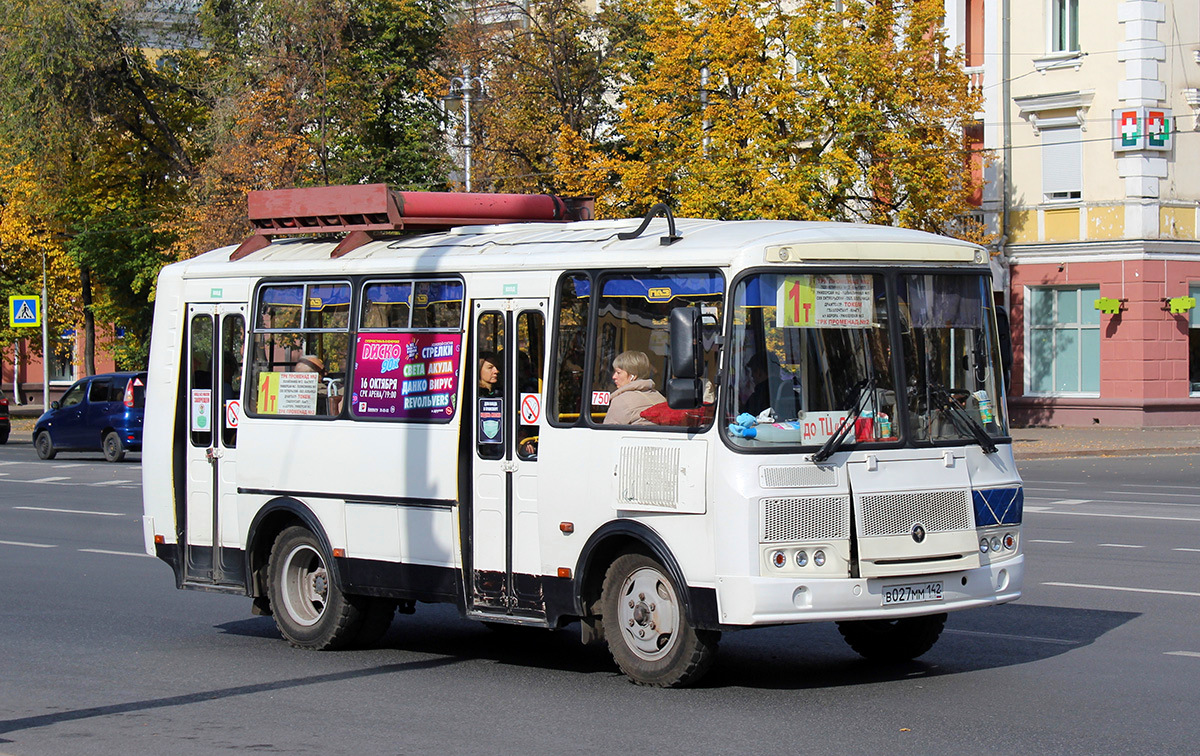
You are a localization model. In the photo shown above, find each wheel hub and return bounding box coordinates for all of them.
[617,567,679,661]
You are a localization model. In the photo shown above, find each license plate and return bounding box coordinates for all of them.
[881,581,944,606]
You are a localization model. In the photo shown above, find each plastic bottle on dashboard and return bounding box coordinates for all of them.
[878,412,892,438]
[973,390,994,424]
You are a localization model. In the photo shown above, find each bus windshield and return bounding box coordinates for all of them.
[725,270,1007,450]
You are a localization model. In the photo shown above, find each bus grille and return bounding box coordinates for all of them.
[759,465,838,488]
[857,489,973,537]
[617,446,680,508]
[761,496,850,542]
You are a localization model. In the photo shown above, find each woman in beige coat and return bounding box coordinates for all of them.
[603,350,666,426]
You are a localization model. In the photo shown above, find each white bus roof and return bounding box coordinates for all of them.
[171,218,986,280]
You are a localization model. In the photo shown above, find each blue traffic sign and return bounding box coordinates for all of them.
[9,295,40,327]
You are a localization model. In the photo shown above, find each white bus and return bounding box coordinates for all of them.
[142,184,1023,687]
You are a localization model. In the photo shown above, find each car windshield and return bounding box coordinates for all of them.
[725,270,1006,450]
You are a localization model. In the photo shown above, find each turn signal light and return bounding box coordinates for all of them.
[559,522,574,534]
[557,567,572,578]
[332,548,346,558]
[154,534,165,544]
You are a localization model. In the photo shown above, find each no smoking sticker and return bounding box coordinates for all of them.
[520,393,541,426]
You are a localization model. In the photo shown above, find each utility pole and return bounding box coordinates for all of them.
[448,65,485,192]
[41,249,49,410]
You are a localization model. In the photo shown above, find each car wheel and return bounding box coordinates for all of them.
[102,431,126,463]
[34,431,56,460]
[600,552,719,687]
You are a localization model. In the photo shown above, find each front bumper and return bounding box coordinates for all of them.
[712,555,1023,626]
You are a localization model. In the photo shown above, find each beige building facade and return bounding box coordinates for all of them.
[961,0,1200,426]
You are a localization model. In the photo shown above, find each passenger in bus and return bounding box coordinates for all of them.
[294,354,341,415]
[478,351,502,398]
[603,350,665,426]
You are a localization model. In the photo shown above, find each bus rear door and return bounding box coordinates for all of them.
[469,299,547,622]
[181,304,247,588]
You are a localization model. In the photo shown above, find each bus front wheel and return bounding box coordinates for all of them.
[600,553,719,687]
[837,613,947,662]
[267,525,371,650]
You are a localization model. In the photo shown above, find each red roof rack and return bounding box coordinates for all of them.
[231,184,594,260]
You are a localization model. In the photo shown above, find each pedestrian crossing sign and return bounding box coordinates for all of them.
[8,295,40,328]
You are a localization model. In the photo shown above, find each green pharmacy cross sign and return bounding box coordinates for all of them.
[8,295,40,327]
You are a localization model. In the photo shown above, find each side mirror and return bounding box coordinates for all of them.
[669,307,702,379]
[51,401,60,410]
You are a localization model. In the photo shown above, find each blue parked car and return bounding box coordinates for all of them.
[34,371,147,462]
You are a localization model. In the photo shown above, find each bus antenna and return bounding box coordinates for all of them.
[618,203,682,246]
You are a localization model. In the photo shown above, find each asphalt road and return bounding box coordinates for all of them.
[0,442,1196,755]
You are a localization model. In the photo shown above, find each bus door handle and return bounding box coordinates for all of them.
[500,460,518,473]
[205,447,223,464]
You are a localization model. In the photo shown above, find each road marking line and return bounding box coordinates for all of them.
[1027,510,1200,524]
[0,461,24,466]
[1044,582,1200,598]
[91,480,129,486]
[0,540,56,549]
[945,629,1079,646]
[1127,484,1200,491]
[1049,499,1090,506]
[1029,539,1073,544]
[25,476,70,483]
[12,506,124,517]
[1023,506,1051,512]
[1165,651,1200,658]
[78,548,151,558]
[1099,543,1145,549]
[1174,548,1200,553]
[1025,487,1071,492]
[52,463,86,469]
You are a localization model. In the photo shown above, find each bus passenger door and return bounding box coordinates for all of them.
[469,299,548,621]
[181,304,247,588]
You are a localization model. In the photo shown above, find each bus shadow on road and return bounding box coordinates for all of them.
[706,602,1140,689]
[213,601,1136,689]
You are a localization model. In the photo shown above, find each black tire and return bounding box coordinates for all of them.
[600,553,719,687]
[102,431,126,463]
[837,612,947,662]
[34,431,56,460]
[266,525,368,650]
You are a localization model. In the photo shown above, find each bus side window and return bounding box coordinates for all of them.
[516,310,544,460]
[551,273,589,425]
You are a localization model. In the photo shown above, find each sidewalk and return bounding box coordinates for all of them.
[8,403,1198,459]
[1010,425,1200,460]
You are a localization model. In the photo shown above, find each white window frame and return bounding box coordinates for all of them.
[1024,285,1101,397]
[1189,284,1200,395]
[1049,0,1079,54]
[1041,125,1082,202]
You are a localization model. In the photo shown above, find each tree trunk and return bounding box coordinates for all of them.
[80,267,97,376]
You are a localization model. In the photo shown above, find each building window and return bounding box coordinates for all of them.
[1190,285,1200,394]
[1051,0,1079,53]
[1042,126,1082,201]
[1027,286,1100,394]
[48,332,77,383]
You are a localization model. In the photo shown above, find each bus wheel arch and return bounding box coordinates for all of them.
[246,499,338,605]
[574,521,712,638]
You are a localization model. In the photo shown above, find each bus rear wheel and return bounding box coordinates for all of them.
[267,526,372,650]
[600,553,719,687]
[837,613,947,662]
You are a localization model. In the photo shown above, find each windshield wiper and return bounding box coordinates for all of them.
[812,377,875,463]
[929,383,997,454]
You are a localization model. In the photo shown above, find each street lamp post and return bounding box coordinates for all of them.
[41,249,49,410]
[447,65,485,192]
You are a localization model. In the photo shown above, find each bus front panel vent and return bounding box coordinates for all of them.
[760,496,851,542]
[856,489,972,538]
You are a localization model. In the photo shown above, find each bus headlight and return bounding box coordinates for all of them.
[980,537,990,554]
[795,550,808,567]
[813,550,826,567]
[990,537,1002,553]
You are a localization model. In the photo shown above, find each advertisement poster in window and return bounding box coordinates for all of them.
[351,333,462,419]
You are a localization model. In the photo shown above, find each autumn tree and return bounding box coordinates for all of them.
[437,0,622,194]
[0,0,200,370]
[558,0,982,236]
